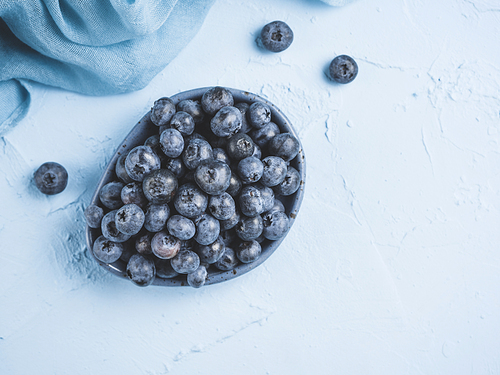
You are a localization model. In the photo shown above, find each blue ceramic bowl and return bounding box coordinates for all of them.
[86,87,306,286]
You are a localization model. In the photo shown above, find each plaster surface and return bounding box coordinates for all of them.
[1,0,499,374]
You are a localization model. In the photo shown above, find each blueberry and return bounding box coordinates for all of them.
[170,250,200,274]
[214,247,238,271]
[115,153,133,183]
[220,209,241,231]
[236,240,262,263]
[234,102,252,134]
[251,144,262,159]
[99,181,124,209]
[115,204,145,235]
[167,215,196,240]
[135,232,153,255]
[155,258,179,279]
[163,158,185,179]
[125,145,161,182]
[34,162,68,195]
[144,135,166,162]
[142,169,178,204]
[210,106,243,137]
[101,210,131,243]
[262,210,289,240]
[177,99,205,124]
[208,192,236,221]
[151,97,176,127]
[267,133,300,162]
[84,204,104,228]
[151,231,181,259]
[274,166,301,196]
[193,213,220,245]
[226,172,242,197]
[226,133,255,161]
[127,254,156,287]
[169,111,195,136]
[237,156,264,184]
[269,198,285,213]
[92,235,123,263]
[182,138,213,170]
[329,55,358,84]
[144,203,170,232]
[238,185,265,217]
[121,182,147,208]
[201,86,234,115]
[184,132,207,143]
[196,235,225,264]
[255,183,275,213]
[173,183,208,218]
[261,156,287,187]
[260,21,294,53]
[235,215,263,241]
[159,128,184,158]
[194,159,231,195]
[212,148,230,165]
[248,102,271,129]
[250,122,280,148]
[187,264,208,288]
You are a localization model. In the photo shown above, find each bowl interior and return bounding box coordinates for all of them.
[86,87,306,286]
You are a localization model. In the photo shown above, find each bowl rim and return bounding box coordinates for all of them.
[86,86,306,286]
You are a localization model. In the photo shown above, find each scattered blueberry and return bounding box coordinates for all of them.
[261,156,287,187]
[237,156,264,184]
[173,183,208,218]
[142,169,178,204]
[194,159,231,195]
[214,247,238,271]
[169,111,195,136]
[115,203,145,235]
[236,240,262,263]
[182,138,213,170]
[127,254,156,287]
[151,97,176,126]
[248,102,271,129]
[201,86,234,115]
[274,166,301,196]
[196,235,225,264]
[125,145,161,182]
[92,235,123,263]
[262,210,289,240]
[151,231,181,259]
[187,264,208,288]
[170,250,200,274]
[193,213,220,245]
[101,210,131,243]
[34,162,68,195]
[329,55,358,84]
[267,133,300,162]
[260,21,294,53]
[167,215,196,240]
[143,203,170,232]
[210,106,243,137]
[160,128,184,158]
[177,99,205,124]
[84,204,104,228]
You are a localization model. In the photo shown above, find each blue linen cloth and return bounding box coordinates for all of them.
[0,0,353,134]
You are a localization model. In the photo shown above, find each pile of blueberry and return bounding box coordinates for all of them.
[85,87,302,288]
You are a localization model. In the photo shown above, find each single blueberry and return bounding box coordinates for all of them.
[236,240,262,263]
[329,55,358,84]
[267,133,300,162]
[214,247,238,271]
[101,210,131,243]
[220,209,241,231]
[92,235,123,264]
[210,106,243,137]
[127,254,156,287]
[260,21,294,53]
[84,204,104,228]
[262,210,289,240]
[151,97,176,126]
[115,203,145,235]
[212,148,231,165]
[115,153,134,183]
[261,156,287,187]
[142,169,178,204]
[144,203,170,232]
[235,215,264,241]
[166,215,196,240]
[247,102,272,129]
[125,145,161,182]
[151,231,181,259]
[177,99,205,124]
[164,157,186,179]
[135,232,153,255]
[234,102,252,134]
[255,183,275,213]
[208,192,236,221]
[193,213,220,246]
[182,138,213,170]
[237,156,264,185]
[173,183,208,218]
[34,162,68,195]
[201,86,234,115]
[194,159,231,195]
[99,181,125,209]
[196,235,225,264]
[160,128,184,158]
[239,185,265,217]
[250,122,280,148]
[169,111,195,136]
[170,250,200,274]
[226,172,243,197]
[187,264,208,288]
[274,166,301,196]
[226,133,255,161]
[155,258,179,279]
[121,181,148,208]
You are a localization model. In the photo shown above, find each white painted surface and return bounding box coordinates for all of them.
[1,0,499,374]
